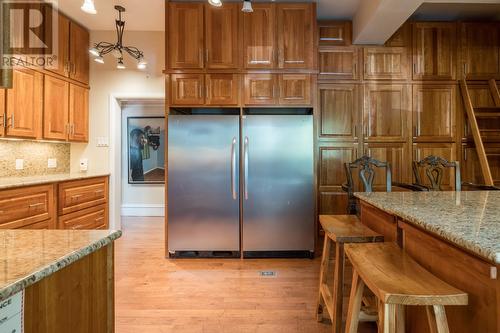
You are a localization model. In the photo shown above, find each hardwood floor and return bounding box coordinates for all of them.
[115,216,376,333]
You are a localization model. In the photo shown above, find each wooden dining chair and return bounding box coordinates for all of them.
[412,155,461,191]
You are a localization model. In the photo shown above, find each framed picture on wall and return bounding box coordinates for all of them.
[127,116,165,184]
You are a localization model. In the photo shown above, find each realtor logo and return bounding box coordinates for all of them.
[1,0,58,68]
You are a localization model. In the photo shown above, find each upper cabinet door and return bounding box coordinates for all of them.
[5,68,43,139]
[69,22,89,85]
[363,47,409,80]
[206,74,239,106]
[69,84,89,142]
[363,84,411,142]
[278,74,311,105]
[318,21,352,46]
[242,4,276,69]
[244,74,277,106]
[168,3,204,69]
[461,23,500,79]
[413,22,456,80]
[319,46,359,80]
[170,74,205,106]
[43,75,69,141]
[205,3,240,69]
[46,13,70,78]
[277,4,314,69]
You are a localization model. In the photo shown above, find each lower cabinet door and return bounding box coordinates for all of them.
[58,204,108,229]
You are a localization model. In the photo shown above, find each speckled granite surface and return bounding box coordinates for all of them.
[355,191,500,264]
[0,229,121,301]
[0,172,110,190]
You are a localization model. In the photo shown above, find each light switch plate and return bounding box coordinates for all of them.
[79,158,88,172]
[15,159,23,170]
[47,158,57,168]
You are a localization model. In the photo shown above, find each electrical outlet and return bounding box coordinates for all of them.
[15,159,23,170]
[96,137,109,147]
[79,158,88,172]
[48,158,57,168]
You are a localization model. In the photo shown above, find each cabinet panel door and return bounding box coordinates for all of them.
[46,13,70,78]
[243,74,277,106]
[242,4,275,69]
[461,23,500,79]
[277,3,313,69]
[461,143,500,185]
[69,22,89,85]
[0,89,4,137]
[412,84,455,142]
[206,74,239,106]
[364,142,411,189]
[318,21,351,46]
[364,84,411,142]
[43,75,69,141]
[5,68,43,139]
[363,47,409,80]
[205,3,239,69]
[279,74,311,105]
[319,46,359,80]
[69,84,89,142]
[413,143,456,190]
[168,3,204,69]
[413,22,456,80]
[170,74,205,106]
[318,84,360,141]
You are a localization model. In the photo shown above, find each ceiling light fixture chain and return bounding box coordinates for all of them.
[89,5,147,70]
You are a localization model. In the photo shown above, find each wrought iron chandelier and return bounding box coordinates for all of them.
[89,5,147,69]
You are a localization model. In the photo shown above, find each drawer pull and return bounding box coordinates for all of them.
[94,189,104,194]
[71,194,83,200]
[29,202,45,208]
[95,217,104,222]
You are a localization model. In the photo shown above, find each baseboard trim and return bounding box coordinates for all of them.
[121,204,165,217]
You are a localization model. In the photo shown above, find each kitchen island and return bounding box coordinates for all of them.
[0,229,121,333]
[355,191,499,333]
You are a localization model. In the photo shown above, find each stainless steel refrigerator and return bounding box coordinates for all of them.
[167,109,314,258]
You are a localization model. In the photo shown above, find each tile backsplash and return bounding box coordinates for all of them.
[0,139,70,177]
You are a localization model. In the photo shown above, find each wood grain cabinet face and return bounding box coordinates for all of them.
[318,84,360,141]
[242,4,276,69]
[412,142,456,190]
[170,74,205,106]
[5,68,43,139]
[58,204,108,230]
[363,47,409,80]
[45,12,70,78]
[318,21,351,46]
[58,177,108,216]
[462,83,500,142]
[69,84,89,142]
[363,84,411,142]
[412,22,456,80]
[461,143,500,185]
[43,75,69,141]
[168,3,204,69]
[276,4,313,69]
[363,142,411,188]
[412,85,455,142]
[244,74,277,105]
[69,22,89,85]
[319,47,359,80]
[279,74,311,105]
[461,23,500,79]
[205,3,239,69]
[206,74,239,106]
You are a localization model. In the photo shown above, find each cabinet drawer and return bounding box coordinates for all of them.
[0,184,54,228]
[58,177,108,215]
[58,204,108,230]
[19,219,52,229]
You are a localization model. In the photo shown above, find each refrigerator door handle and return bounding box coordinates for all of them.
[231,137,237,200]
[244,136,249,200]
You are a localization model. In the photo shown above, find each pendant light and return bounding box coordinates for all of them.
[117,58,125,69]
[208,0,222,7]
[81,0,97,14]
[242,0,253,13]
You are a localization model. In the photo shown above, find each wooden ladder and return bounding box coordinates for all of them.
[459,79,500,186]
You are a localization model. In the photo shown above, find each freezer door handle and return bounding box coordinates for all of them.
[231,137,237,200]
[244,136,249,200]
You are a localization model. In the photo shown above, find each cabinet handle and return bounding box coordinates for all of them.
[463,63,467,75]
[0,115,5,128]
[94,189,104,194]
[10,114,14,129]
[199,49,203,66]
[95,216,104,222]
[413,63,416,74]
[29,202,44,208]
[363,124,368,138]
[72,63,77,75]
[353,63,357,76]
[354,124,357,138]
[71,194,82,200]
[205,85,209,100]
[412,125,417,138]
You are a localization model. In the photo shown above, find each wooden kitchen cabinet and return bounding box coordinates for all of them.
[242,4,276,69]
[244,74,277,105]
[168,3,204,69]
[318,83,361,141]
[205,3,239,69]
[45,12,70,77]
[363,47,409,80]
[276,3,314,69]
[363,84,411,142]
[58,177,108,216]
[170,74,205,106]
[412,22,456,80]
[318,20,351,46]
[319,46,359,80]
[412,84,456,142]
[461,142,500,185]
[412,142,456,190]
[206,74,239,106]
[461,22,500,79]
[363,142,411,188]
[69,21,90,85]
[279,74,311,105]
[58,204,108,230]
[43,75,69,141]
[69,84,89,142]
[5,68,43,139]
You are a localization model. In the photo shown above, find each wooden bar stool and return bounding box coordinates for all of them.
[344,242,468,333]
[317,215,383,333]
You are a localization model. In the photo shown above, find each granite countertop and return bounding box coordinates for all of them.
[0,229,121,301]
[0,172,110,190]
[355,191,500,264]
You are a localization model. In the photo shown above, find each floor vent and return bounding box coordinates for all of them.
[259,271,277,277]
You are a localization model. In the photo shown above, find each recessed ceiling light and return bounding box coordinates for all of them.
[81,0,97,14]
[208,0,222,7]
